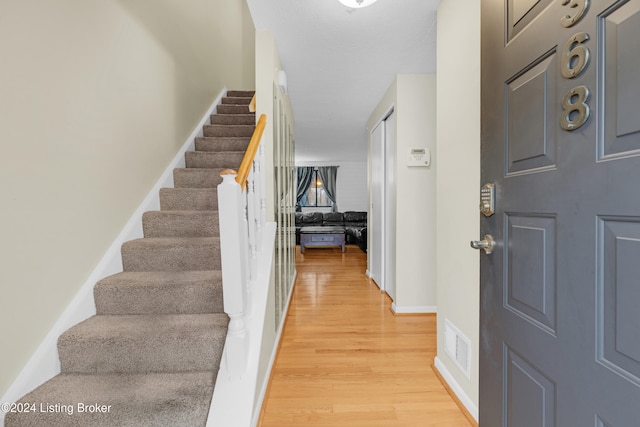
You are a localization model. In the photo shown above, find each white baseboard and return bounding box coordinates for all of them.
[0,89,226,421]
[433,356,478,422]
[250,268,297,426]
[391,303,437,314]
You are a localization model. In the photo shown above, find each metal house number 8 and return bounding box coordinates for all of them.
[560,85,590,131]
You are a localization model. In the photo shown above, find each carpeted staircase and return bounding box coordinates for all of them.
[5,90,256,427]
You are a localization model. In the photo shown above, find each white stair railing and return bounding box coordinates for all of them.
[216,114,267,379]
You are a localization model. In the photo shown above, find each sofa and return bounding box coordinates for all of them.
[294,211,367,252]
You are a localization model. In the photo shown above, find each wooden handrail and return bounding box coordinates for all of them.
[236,114,266,189]
[249,93,256,113]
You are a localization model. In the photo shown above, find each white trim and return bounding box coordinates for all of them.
[0,89,226,422]
[250,268,297,427]
[391,303,437,314]
[433,356,479,422]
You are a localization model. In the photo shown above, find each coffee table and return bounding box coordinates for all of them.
[299,226,346,253]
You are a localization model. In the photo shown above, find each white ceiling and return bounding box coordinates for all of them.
[246,0,440,162]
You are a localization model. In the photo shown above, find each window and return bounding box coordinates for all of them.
[300,169,333,207]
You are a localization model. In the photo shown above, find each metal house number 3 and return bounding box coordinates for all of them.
[559,0,591,131]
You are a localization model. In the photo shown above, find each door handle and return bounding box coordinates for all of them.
[470,234,495,254]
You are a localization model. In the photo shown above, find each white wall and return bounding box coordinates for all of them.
[435,0,481,417]
[367,74,437,312]
[296,161,368,212]
[0,0,254,398]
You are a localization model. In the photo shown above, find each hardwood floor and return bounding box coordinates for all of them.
[258,245,473,426]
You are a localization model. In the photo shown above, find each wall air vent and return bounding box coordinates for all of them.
[444,319,471,379]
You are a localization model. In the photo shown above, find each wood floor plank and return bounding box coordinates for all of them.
[258,245,472,426]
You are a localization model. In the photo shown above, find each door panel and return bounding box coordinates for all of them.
[506,52,557,175]
[507,0,554,41]
[600,1,640,159]
[505,214,557,335]
[505,347,556,427]
[480,0,640,425]
[598,217,640,383]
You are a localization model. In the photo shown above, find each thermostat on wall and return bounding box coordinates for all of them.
[407,148,430,167]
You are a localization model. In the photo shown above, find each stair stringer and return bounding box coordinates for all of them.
[0,88,227,424]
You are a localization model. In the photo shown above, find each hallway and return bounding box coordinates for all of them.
[258,245,473,426]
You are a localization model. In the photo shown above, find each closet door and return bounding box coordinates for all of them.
[369,121,384,290]
[384,111,396,301]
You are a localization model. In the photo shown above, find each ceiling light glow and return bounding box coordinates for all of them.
[339,0,378,8]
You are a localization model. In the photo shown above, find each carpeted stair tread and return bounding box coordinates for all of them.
[226,90,254,98]
[121,237,221,272]
[173,168,223,188]
[195,137,250,153]
[216,104,251,115]
[221,96,252,105]
[210,113,255,125]
[94,271,223,315]
[58,313,229,374]
[185,151,244,169]
[160,187,218,211]
[143,210,219,238]
[4,371,215,427]
[203,124,254,137]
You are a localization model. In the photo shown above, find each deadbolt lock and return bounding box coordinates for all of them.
[480,183,495,217]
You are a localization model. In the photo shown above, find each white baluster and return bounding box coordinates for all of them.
[258,145,267,229]
[240,185,252,311]
[254,149,264,249]
[247,167,258,282]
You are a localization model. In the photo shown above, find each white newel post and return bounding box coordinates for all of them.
[217,171,248,379]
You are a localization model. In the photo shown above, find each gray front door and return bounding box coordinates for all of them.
[480,0,640,425]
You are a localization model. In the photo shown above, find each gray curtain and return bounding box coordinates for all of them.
[317,166,338,211]
[296,167,314,205]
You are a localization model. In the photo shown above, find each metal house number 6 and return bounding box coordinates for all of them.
[561,32,590,79]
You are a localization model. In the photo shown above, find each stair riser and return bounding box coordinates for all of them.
[221,96,252,105]
[203,125,254,137]
[95,282,224,315]
[121,239,221,272]
[142,211,219,238]
[217,104,251,114]
[210,114,255,125]
[195,137,250,152]
[185,152,244,169]
[227,90,254,98]
[173,168,223,188]
[58,328,226,374]
[159,188,218,210]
